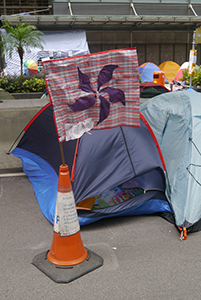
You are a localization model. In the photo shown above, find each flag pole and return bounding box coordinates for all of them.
[59,142,65,165]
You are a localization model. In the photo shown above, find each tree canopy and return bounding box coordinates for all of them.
[0,21,44,75]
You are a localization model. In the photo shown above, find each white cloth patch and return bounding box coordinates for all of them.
[65,118,94,141]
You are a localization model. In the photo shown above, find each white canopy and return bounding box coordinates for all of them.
[1,30,90,76]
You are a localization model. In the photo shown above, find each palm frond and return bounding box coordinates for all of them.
[0,20,44,74]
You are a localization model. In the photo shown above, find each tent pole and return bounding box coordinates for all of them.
[190,29,196,88]
[59,142,65,165]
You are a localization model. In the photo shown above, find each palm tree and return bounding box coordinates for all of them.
[0,20,44,75]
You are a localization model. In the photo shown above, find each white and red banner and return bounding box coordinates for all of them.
[43,48,140,142]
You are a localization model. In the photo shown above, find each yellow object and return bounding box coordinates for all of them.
[196,27,201,44]
[76,197,96,210]
[189,49,197,75]
[159,61,180,82]
[153,71,165,86]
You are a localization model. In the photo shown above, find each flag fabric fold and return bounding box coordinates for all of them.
[43,48,140,142]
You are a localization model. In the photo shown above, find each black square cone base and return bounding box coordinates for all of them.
[32,248,103,283]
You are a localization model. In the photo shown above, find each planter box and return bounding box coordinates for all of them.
[11,92,43,99]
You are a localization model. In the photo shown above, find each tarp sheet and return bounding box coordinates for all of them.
[0,30,90,76]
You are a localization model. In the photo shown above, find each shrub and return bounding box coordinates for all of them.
[22,77,46,93]
[0,75,46,93]
[180,66,201,87]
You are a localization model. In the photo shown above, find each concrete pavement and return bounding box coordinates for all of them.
[1,175,201,299]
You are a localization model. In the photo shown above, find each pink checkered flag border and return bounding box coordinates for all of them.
[43,48,140,142]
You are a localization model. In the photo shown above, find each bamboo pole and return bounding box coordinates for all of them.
[59,142,65,166]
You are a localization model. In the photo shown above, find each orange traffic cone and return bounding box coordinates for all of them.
[47,164,88,266]
[32,164,103,283]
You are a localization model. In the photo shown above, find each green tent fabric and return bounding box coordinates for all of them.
[140,87,162,98]
[0,88,14,100]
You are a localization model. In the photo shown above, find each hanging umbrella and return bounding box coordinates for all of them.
[24,59,38,76]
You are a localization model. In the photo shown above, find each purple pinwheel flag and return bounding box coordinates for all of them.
[42,48,140,142]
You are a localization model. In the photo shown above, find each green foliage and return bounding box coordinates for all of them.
[0,20,44,75]
[0,75,46,93]
[22,77,46,93]
[180,66,201,87]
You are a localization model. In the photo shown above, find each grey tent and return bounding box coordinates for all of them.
[140,91,201,236]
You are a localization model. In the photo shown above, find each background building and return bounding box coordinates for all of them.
[1,0,201,67]
[0,1,51,15]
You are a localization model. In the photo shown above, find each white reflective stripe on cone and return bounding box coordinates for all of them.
[54,191,80,236]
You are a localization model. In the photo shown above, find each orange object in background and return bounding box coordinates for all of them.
[153,71,165,86]
[76,197,96,210]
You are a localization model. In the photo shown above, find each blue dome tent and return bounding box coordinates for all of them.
[139,62,168,83]
[10,103,173,227]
